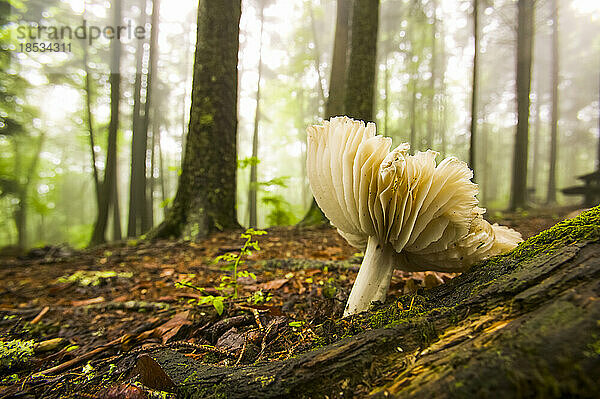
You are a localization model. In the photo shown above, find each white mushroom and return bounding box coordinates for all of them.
[306,116,523,317]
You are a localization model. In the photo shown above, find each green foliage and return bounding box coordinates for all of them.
[238,156,260,169]
[262,195,297,225]
[0,339,34,371]
[214,228,266,298]
[176,228,267,315]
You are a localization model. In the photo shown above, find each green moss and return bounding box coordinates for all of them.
[585,334,600,357]
[0,339,35,371]
[492,205,600,267]
[56,270,133,287]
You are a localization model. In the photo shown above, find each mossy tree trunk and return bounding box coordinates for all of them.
[344,0,380,123]
[138,207,600,398]
[149,0,242,240]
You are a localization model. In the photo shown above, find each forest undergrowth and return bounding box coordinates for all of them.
[0,206,579,398]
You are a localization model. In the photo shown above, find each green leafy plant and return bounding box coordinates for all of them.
[215,228,266,298]
[176,228,267,315]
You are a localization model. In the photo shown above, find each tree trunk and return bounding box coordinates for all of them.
[383,51,390,136]
[137,207,600,399]
[344,0,380,123]
[111,178,122,241]
[469,0,479,180]
[481,123,490,205]
[12,133,45,250]
[83,40,101,206]
[148,0,241,240]
[127,0,148,238]
[531,78,541,200]
[509,0,534,211]
[309,5,326,109]
[438,25,447,158]
[407,2,418,153]
[426,0,437,150]
[547,0,559,205]
[142,0,160,232]
[148,117,156,228]
[90,0,122,245]
[325,0,349,119]
[298,0,350,227]
[248,1,264,229]
[156,118,168,214]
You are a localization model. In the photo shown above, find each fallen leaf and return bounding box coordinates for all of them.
[259,278,289,290]
[154,311,191,344]
[160,268,175,277]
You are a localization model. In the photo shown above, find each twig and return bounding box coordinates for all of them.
[32,335,125,377]
[251,308,263,332]
[32,324,157,377]
[31,306,50,324]
[235,339,247,366]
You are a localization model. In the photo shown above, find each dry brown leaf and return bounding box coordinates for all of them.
[259,278,289,291]
[154,311,191,344]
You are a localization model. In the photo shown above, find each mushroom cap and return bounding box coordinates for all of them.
[306,116,522,272]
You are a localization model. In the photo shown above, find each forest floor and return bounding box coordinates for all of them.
[0,205,585,398]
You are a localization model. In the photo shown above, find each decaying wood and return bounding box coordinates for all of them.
[135,210,600,398]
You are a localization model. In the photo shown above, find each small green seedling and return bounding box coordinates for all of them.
[176,228,267,315]
[214,228,266,298]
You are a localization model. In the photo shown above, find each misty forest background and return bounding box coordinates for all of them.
[0,0,599,251]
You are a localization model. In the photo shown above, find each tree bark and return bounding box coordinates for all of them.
[248,1,264,229]
[325,0,349,119]
[137,207,600,398]
[509,0,534,211]
[148,0,242,240]
[90,0,122,246]
[309,5,326,108]
[142,0,160,232]
[547,0,559,205]
[344,0,380,123]
[407,1,419,153]
[82,40,101,206]
[469,0,479,181]
[127,0,148,238]
[532,78,541,200]
[426,0,437,150]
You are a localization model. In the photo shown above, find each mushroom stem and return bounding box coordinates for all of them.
[344,236,396,317]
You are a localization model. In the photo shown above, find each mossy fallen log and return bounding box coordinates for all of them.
[135,206,600,398]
